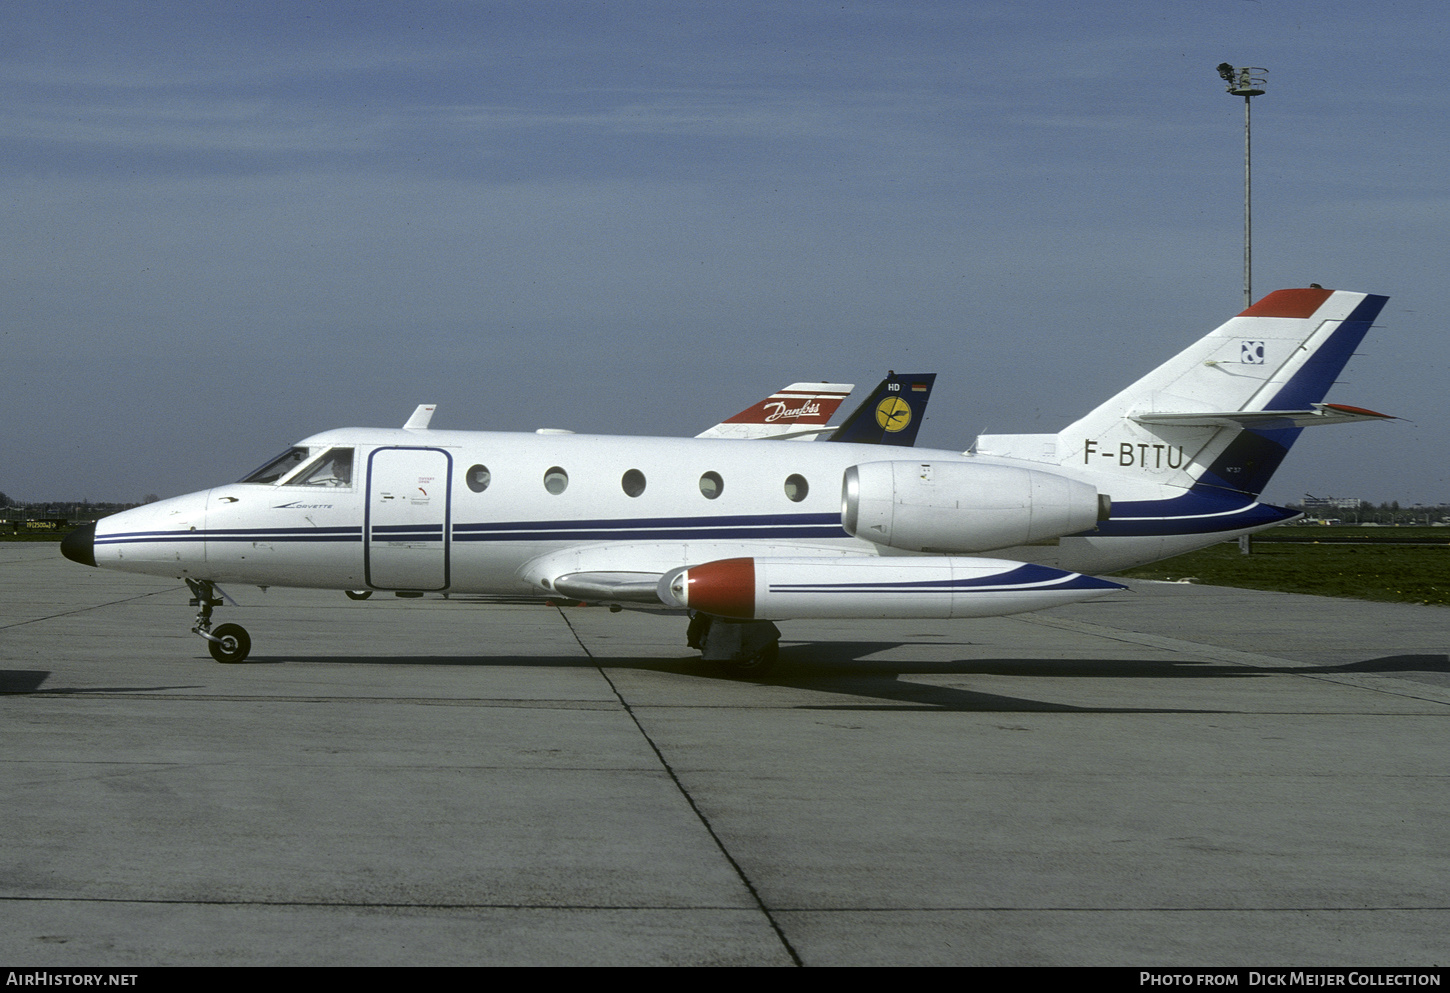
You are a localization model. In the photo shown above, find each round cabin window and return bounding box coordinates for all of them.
[621,469,646,497]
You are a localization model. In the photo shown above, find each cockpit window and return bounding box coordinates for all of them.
[240,446,311,484]
[287,448,354,488]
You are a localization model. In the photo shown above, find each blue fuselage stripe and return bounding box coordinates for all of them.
[95,514,850,546]
[1083,498,1295,537]
[94,496,1290,548]
[452,512,841,533]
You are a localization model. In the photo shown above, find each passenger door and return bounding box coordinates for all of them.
[365,447,452,590]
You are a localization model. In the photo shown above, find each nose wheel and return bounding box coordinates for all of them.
[187,579,251,663]
[207,623,251,663]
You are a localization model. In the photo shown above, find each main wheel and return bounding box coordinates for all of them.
[207,623,251,664]
[717,640,779,678]
[345,590,373,600]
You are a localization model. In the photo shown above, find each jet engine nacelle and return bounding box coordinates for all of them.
[841,461,1104,553]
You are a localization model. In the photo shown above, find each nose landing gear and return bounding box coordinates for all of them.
[186,579,251,663]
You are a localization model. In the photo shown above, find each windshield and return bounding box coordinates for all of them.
[240,446,311,484]
[286,448,354,487]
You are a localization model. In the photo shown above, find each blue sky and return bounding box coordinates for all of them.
[4,1,1446,506]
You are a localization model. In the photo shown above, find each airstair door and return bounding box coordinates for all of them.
[365,447,452,591]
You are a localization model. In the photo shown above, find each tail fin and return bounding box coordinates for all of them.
[828,373,937,446]
[979,288,1389,500]
[695,382,854,440]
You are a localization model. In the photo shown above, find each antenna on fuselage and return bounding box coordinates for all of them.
[403,404,437,430]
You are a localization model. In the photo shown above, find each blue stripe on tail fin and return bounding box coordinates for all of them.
[1262,294,1386,410]
[1195,292,1386,497]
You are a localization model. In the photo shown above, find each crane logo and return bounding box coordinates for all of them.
[875,396,912,433]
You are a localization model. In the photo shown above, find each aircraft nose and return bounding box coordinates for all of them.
[61,523,97,568]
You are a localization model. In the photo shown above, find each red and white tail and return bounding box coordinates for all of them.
[696,382,854,441]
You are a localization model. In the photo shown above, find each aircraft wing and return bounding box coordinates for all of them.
[519,536,1117,621]
[521,541,867,606]
[520,543,1117,626]
[695,382,853,440]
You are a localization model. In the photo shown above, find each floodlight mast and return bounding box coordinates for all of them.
[1216,64,1266,307]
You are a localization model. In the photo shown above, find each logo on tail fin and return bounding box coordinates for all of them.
[830,373,936,446]
[874,396,913,433]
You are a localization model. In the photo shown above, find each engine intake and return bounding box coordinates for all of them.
[842,461,1103,553]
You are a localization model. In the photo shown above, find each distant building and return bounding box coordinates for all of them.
[1302,495,1361,514]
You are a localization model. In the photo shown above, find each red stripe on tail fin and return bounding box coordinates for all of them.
[1238,288,1334,318]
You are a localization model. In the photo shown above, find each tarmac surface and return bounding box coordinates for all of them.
[2,542,1447,966]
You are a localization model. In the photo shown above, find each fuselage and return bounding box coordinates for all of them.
[87,426,1289,595]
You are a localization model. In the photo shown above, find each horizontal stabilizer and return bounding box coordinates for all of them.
[1132,403,1396,430]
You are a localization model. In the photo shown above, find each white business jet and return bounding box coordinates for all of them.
[63,288,1392,673]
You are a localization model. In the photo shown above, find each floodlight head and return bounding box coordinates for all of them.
[1220,65,1267,98]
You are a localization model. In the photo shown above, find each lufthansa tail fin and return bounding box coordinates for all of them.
[828,372,937,446]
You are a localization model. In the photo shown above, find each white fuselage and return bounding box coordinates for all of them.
[99,429,902,593]
[91,425,1281,596]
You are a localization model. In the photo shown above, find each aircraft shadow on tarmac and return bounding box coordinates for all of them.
[0,670,50,693]
[1313,653,1449,674]
[220,647,1449,715]
[0,669,207,695]
[232,651,1217,713]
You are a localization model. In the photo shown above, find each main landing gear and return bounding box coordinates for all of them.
[186,579,251,663]
[686,612,780,677]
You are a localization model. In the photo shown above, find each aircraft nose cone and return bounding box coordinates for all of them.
[61,523,97,567]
